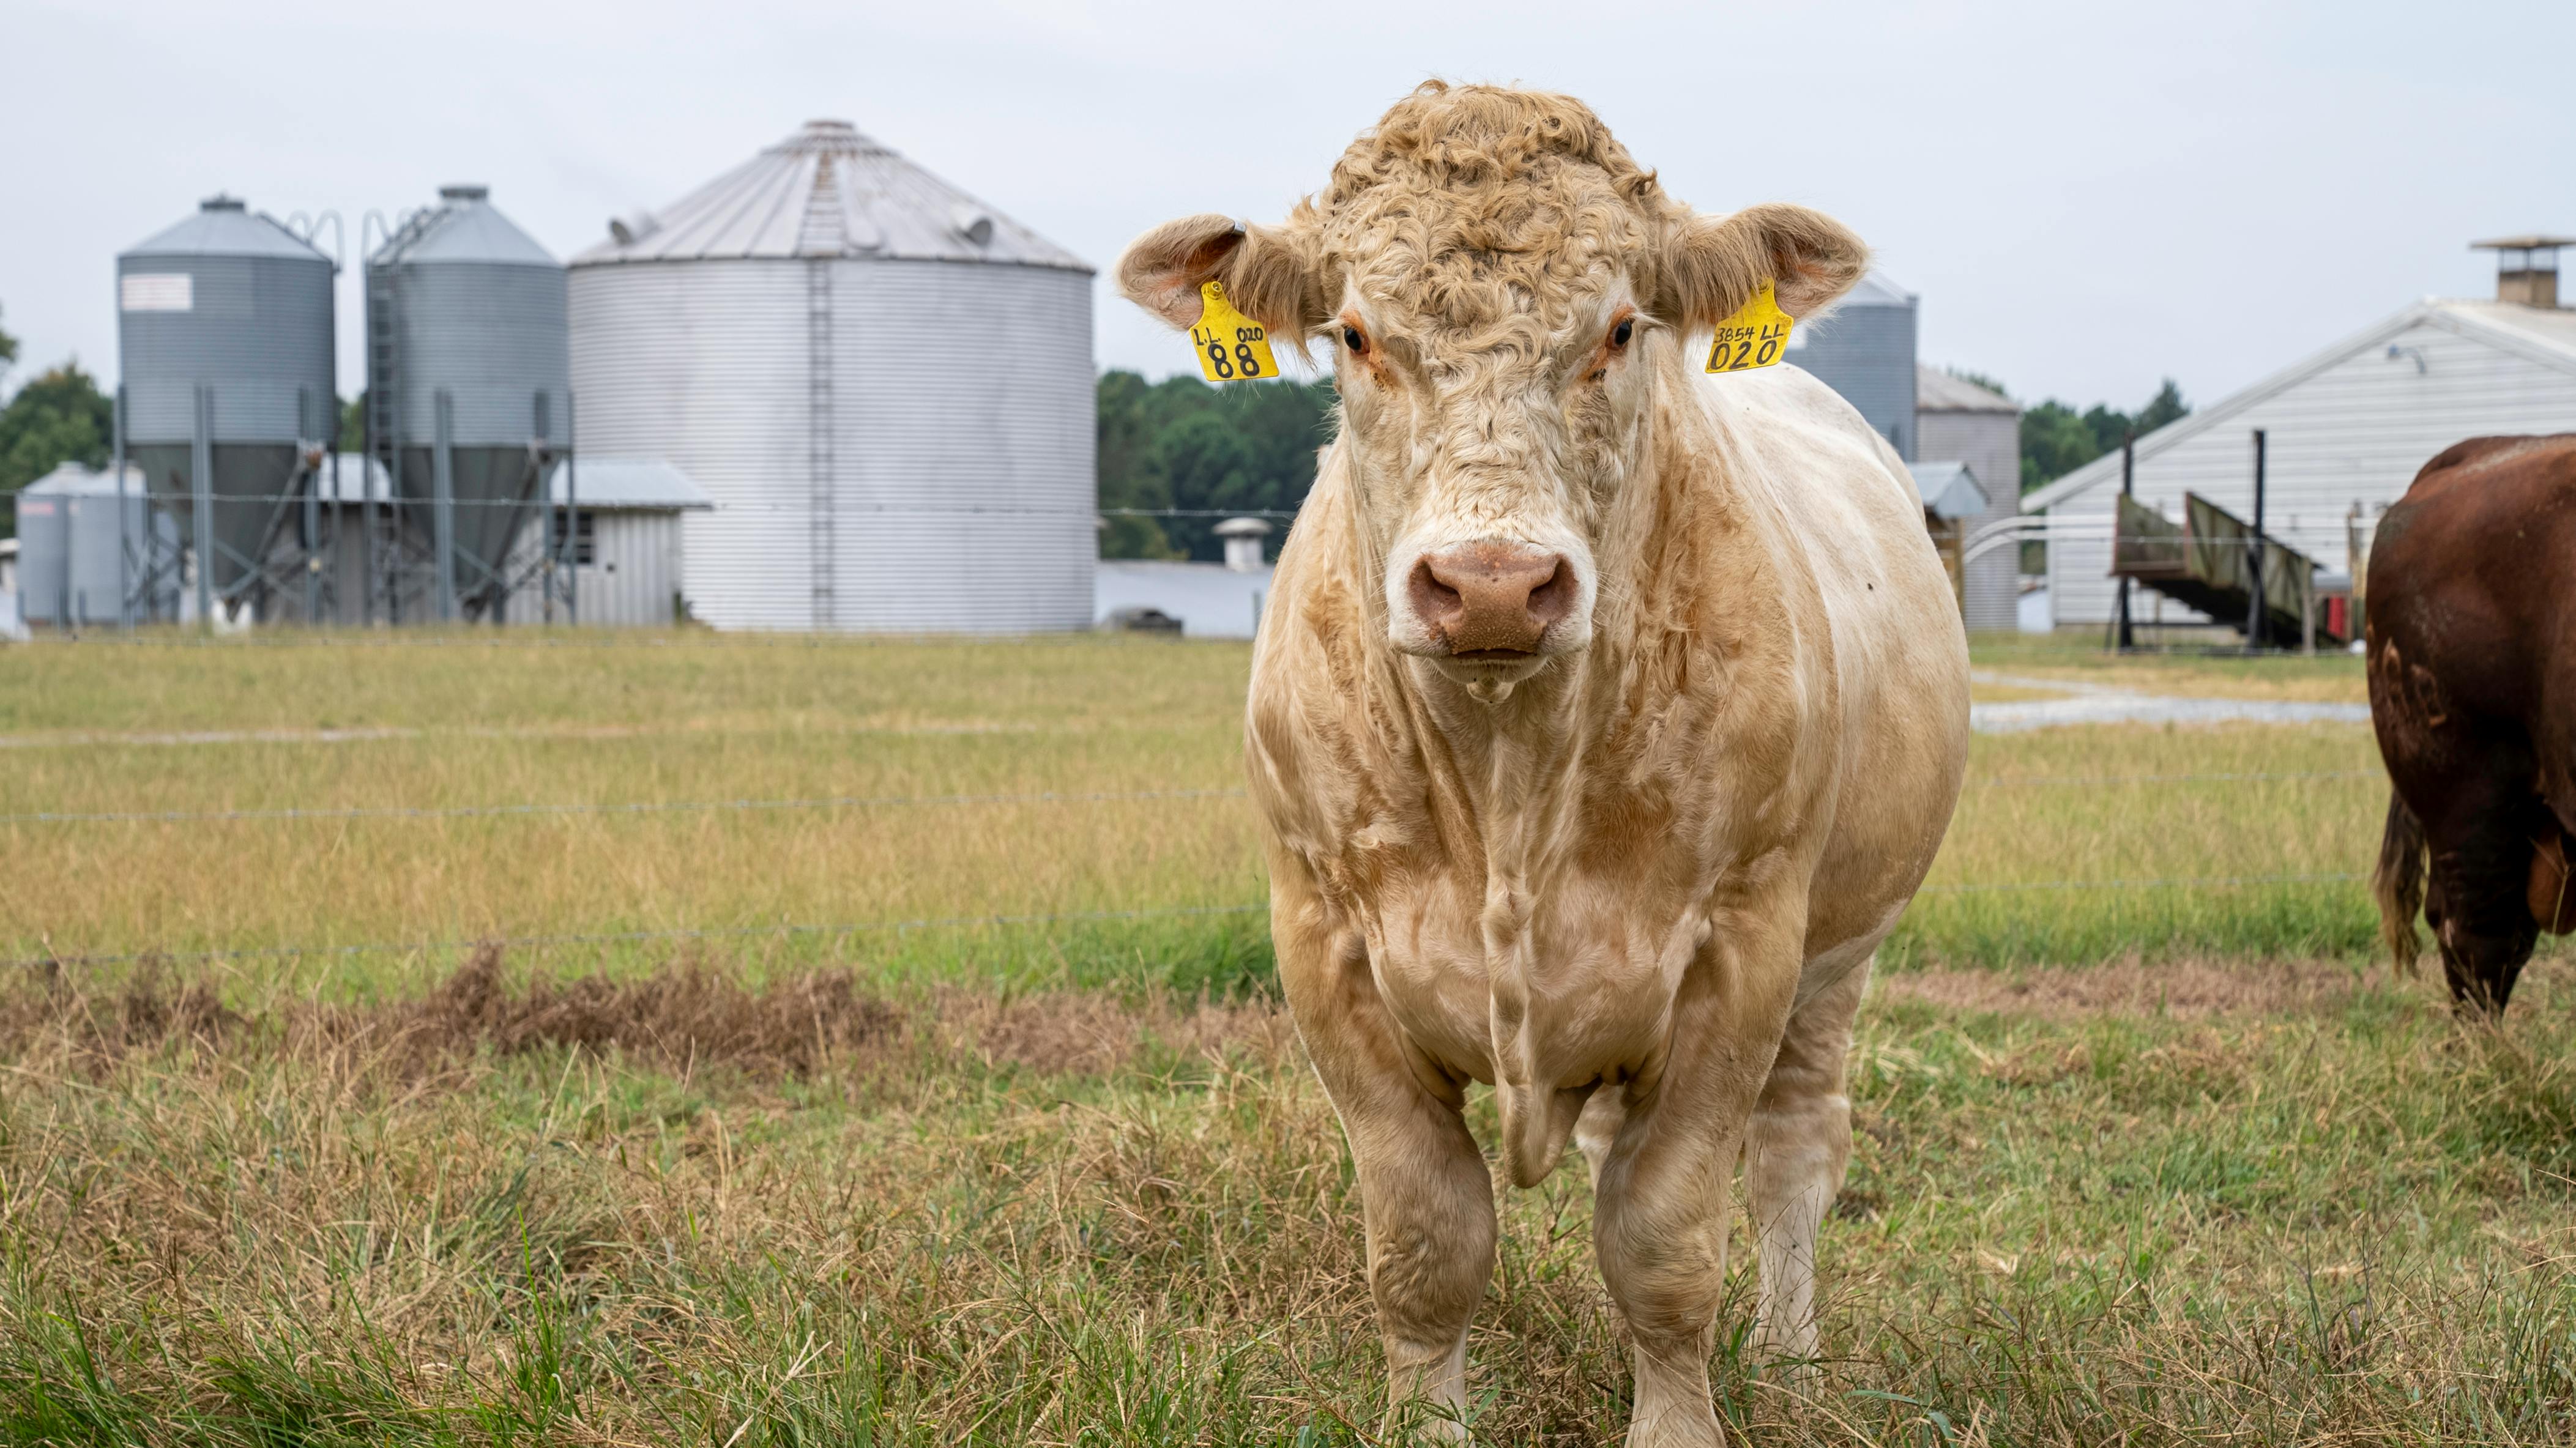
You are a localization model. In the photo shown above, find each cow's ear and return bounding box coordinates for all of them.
[1116,213,1324,337]
[1656,202,1868,325]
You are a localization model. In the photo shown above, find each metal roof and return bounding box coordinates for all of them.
[1834,269,1915,309]
[2471,235,2576,251]
[2020,295,2576,515]
[373,186,559,267]
[542,458,713,510]
[570,119,1090,272]
[125,196,330,262]
[19,463,148,498]
[1909,461,1991,520]
[1915,365,2017,413]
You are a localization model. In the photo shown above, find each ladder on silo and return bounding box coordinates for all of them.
[806,262,835,633]
[364,259,401,623]
[363,208,441,625]
[802,154,844,634]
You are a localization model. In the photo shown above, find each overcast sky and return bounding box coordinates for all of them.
[4,0,2570,416]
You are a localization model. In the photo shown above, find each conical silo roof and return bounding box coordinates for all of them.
[125,195,329,261]
[373,185,560,267]
[570,119,1090,271]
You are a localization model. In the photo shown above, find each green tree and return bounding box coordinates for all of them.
[0,303,18,373]
[0,362,115,540]
[339,394,365,453]
[1095,369,1335,560]
[2017,379,2192,494]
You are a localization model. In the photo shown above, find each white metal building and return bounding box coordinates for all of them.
[497,459,712,628]
[2025,248,2576,629]
[567,120,1095,634]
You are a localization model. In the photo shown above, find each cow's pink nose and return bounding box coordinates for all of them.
[1410,543,1575,656]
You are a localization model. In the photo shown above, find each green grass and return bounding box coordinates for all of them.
[0,957,2568,1445]
[2,629,2572,1444]
[4,630,2395,978]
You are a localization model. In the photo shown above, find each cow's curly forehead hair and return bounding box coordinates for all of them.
[1288,83,1672,337]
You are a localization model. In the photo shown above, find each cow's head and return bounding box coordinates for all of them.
[1119,83,1867,688]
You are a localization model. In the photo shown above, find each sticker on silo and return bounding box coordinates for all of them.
[121,274,194,312]
[1190,281,1276,382]
[1705,282,1791,374]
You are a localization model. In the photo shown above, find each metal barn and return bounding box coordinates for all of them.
[1915,366,2022,631]
[567,119,1096,634]
[2023,240,2576,631]
[495,459,713,628]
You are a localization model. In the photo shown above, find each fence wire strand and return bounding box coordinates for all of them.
[0,768,2381,826]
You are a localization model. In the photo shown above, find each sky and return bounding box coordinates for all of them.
[3,0,2570,417]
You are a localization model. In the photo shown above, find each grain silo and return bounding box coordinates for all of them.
[1789,270,1918,460]
[117,195,336,622]
[365,185,570,622]
[569,120,1095,633]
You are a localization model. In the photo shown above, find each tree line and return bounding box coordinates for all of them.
[1948,369,2192,494]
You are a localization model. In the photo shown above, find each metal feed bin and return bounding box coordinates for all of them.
[117,195,336,620]
[1787,270,1918,461]
[568,120,1095,633]
[366,185,570,621]
[15,465,179,626]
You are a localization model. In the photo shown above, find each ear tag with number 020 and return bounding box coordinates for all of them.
[1705,281,1793,374]
[1191,281,1278,382]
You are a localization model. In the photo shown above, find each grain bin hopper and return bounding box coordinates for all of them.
[117,195,337,621]
[365,185,570,621]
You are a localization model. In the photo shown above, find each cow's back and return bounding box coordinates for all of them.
[2369,434,2576,819]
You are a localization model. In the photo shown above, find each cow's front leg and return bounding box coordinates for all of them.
[1272,880,1495,1440]
[1593,918,1801,1448]
[1744,949,1870,1365]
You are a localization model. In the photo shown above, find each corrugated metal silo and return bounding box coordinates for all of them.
[117,195,336,617]
[367,185,570,620]
[569,119,1095,633]
[1789,270,1918,461]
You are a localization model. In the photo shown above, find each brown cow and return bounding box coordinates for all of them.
[1118,84,1969,1445]
[2369,433,2576,1015]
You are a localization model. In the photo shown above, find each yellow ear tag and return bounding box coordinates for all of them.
[1189,280,1278,382]
[1705,282,1793,374]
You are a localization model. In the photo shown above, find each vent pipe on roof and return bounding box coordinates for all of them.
[2472,236,2570,308]
[440,184,490,203]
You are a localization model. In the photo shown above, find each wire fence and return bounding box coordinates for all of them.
[0,768,2383,827]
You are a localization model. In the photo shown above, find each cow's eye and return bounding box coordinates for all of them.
[1342,325,1368,355]
[1610,319,1634,347]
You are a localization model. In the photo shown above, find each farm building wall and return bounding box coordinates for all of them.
[2036,306,2576,627]
[497,510,685,627]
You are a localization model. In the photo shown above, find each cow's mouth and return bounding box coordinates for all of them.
[1449,647,1537,663]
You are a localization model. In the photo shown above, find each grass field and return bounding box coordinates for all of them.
[3,631,2570,1446]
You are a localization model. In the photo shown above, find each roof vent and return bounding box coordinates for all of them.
[952,205,995,247]
[2472,235,2570,308]
[440,184,490,203]
[200,194,247,212]
[1214,516,1274,572]
[608,210,660,247]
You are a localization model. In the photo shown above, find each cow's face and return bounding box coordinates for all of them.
[1119,84,1864,689]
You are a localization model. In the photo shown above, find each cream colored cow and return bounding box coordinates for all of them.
[1120,83,1968,1447]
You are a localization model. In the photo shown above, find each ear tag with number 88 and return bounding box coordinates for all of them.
[1191,280,1278,382]
[1705,281,1793,374]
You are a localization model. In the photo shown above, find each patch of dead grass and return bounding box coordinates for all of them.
[1880,955,2382,1021]
[0,947,1289,1085]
